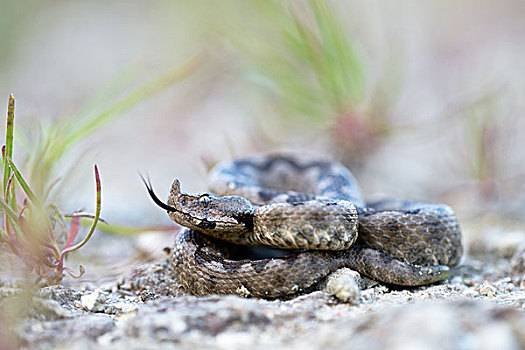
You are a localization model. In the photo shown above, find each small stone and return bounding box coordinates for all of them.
[496,280,515,293]
[477,283,497,297]
[462,289,478,297]
[140,289,157,302]
[462,278,476,287]
[80,289,107,312]
[323,268,361,304]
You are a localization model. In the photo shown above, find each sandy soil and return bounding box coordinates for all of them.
[1,222,524,350]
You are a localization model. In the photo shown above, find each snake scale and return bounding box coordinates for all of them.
[144,155,463,299]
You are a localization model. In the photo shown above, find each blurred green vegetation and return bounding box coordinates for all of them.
[0,0,523,217]
[22,56,201,199]
[236,0,366,122]
[455,90,520,202]
[203,0,521,203]
[0,56,200,283]
[187,0,402,166]
[0,94,100,285]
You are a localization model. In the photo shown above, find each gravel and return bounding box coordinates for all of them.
[1,224,524,349]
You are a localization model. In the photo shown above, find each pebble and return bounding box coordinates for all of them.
[462,289,478,297]
[477,283,497,297]
[80,289,107,312]
[323,268,361,304]
[140,289,157,302]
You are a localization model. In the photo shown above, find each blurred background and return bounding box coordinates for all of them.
[0,0,524,252]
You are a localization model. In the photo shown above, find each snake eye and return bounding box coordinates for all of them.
[179,197,187,206]
[199,195,211,208]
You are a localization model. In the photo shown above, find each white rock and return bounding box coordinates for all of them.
[323,268,361,304]
[80,289,106,311]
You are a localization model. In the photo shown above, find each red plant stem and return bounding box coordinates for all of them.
[64,217,80,250]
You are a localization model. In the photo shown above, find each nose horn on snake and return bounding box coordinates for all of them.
[170,179,181,196]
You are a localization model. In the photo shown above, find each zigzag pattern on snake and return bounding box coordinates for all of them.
[144,155,463,299]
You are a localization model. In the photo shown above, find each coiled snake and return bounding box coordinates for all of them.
[144,155,463,299]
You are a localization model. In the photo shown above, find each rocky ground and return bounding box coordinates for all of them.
[1,222,524,350]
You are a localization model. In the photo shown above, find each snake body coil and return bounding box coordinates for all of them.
[145,155,463,299]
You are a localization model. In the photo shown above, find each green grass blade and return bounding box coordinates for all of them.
[3,94,15,195]
[62,55,202,152]
[0,197,26,242]
[310,0,364,107]
[2,94,16,236]
[62,165,101,254]
[27,56,202,196]
[73,64,143,122]
[3,155,50,243]
[0,197,21,223]
[5,155,37,205]
[95,221,176,236]
[0,226,8,239]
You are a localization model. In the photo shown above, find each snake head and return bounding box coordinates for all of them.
[143,176,255,233]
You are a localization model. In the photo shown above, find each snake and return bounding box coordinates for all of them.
[144,155,463,299]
